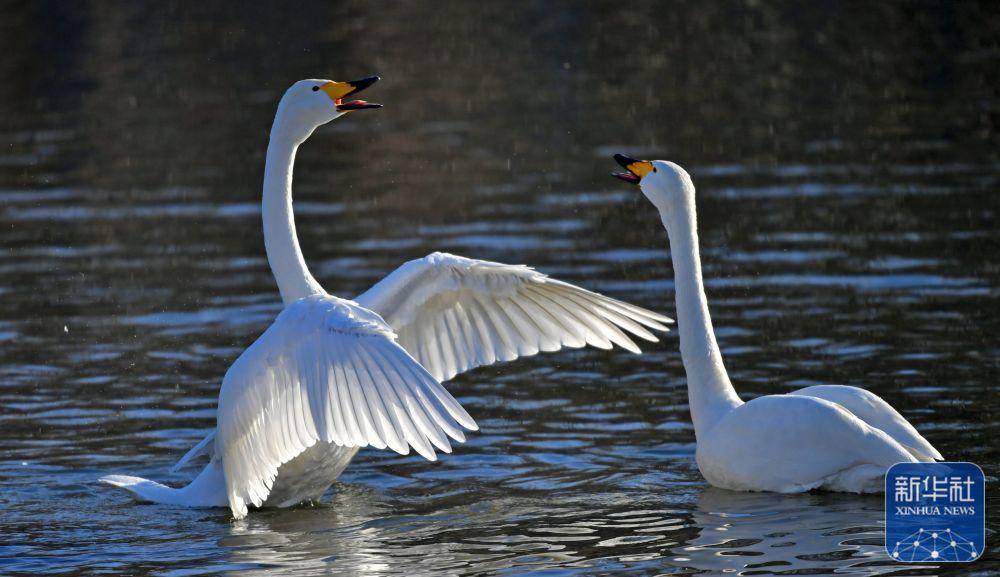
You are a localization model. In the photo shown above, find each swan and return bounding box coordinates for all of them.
[98,76,674,520]
[611,154,942,493]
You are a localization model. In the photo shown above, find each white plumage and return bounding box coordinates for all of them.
[357,252,671,382]
[613,154,941,494]
[99,78,671,519]
[789,384,943,463]
[215,294,476,518]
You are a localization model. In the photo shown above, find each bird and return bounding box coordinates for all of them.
[97,76,673,520]
[611,153,942,494]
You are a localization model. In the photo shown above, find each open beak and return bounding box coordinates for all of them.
[612,153,654,184]
[320,75,383,112]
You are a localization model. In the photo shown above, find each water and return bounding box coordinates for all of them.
[1,2,997,575]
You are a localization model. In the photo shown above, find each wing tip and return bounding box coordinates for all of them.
[451,412,479,433]
[619,339,642,355]
[414,445,438,462]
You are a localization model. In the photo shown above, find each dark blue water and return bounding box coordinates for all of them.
[1,2,997,575]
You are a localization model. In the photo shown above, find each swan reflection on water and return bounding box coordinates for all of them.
[677,488,933,576]
[218,483,398,576]
[213,484,936,575]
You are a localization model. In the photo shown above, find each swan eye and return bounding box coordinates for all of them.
[312,86,320,92]
[652,166,657,173]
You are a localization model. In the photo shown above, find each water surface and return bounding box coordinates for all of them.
[1,2,997,575]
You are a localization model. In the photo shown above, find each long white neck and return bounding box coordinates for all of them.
[262,116,325,305]
[659,192,742,438]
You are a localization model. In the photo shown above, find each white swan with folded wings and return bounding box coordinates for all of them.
[611,154,941,494]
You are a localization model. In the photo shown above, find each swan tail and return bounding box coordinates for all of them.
[100,474,187,505]
[101,461,229,508]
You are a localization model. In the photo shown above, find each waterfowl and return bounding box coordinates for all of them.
[612,154,941,493]
[97,77,673,519]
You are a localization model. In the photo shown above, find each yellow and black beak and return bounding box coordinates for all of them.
[612,153,654,184]
[320,75,382,112]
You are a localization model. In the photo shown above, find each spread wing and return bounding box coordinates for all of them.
[355,252,673,382]
[216,294,477,519]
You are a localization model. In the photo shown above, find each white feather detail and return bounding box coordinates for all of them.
[356,252,673,382]
[215,293,477,519]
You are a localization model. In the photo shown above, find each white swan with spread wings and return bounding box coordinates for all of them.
[99,77,671,519]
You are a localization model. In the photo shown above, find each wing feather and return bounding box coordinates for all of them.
[351,341,408,456]
[336,357,365,446]
[444,308,471,374]
[216,294,476,518]
[368,342,451,454]
[364,341,435,460]
[513,291,575,345]
[495,298,540,356]
[524,288,606,349]
[528,285,635,352]
[555,286,658,342]
[374,340,456,453]
[339,343,385,449]
[325,346,350,445]
[356,252,672,381]
[453,304,480,364]
[465,297,500,366]
[790,384,942,462]
[170,430,217,473]
[473,294,519,363]
[436,315,459,381]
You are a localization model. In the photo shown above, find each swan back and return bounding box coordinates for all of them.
[696,395,916,493]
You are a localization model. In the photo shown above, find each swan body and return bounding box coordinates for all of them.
[612,154,941,494]
[99,77,672,519]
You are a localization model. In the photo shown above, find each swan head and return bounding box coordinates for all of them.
[274,76,382,141]
[611,154,694,213]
